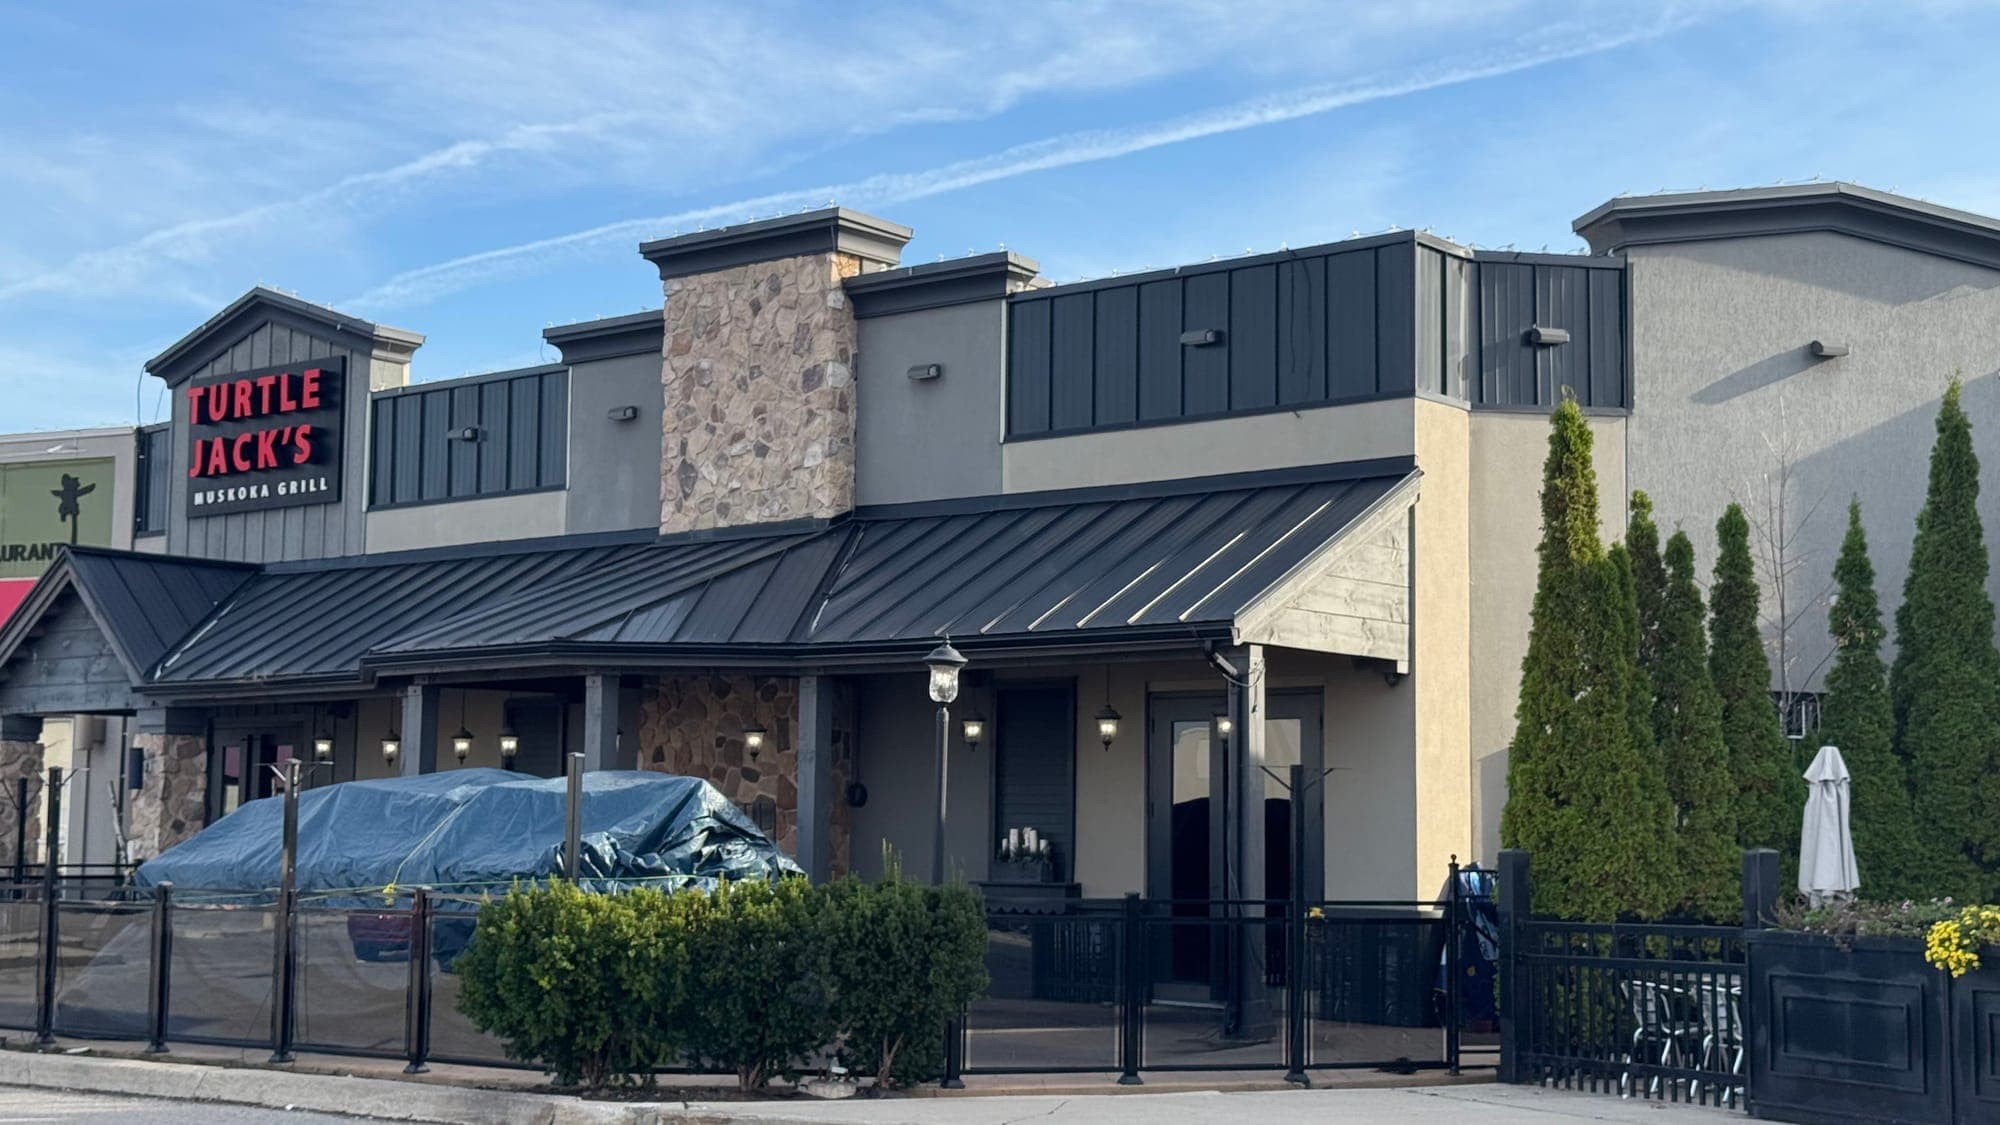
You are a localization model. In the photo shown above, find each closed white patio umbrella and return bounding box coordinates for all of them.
[1799,744,1860,906]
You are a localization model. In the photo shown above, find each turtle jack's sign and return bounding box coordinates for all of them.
[184,357,344,517]
[0,458,115,579]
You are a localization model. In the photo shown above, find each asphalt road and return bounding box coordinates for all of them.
[0,1086,370,1123]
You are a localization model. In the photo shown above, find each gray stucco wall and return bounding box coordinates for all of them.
[1625,230,2000,700]
[854,302,1005,506]
[566,351,669,534]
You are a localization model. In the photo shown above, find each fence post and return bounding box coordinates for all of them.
[1119,891,1144,1085]
[1284,762,1308,1086]
[1496,848,1528,1084]
[1446,855,1462,1076]
[404,888,432,1074]
[145,881,173,1053]
[33,766,62,1046]
[562,752,585,882]
[1741,848,1780,929]
[268,759,300,1064]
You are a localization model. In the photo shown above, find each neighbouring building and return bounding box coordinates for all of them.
[1,181,1996,917]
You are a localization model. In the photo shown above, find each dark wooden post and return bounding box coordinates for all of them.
[1741,848,1780,929]
[1496,848,1529,1084]
[562,752,585,881]
[268,758,301,1063]
[145,881,173,1053]
[12,776,28,892]
[33,766,62,1046]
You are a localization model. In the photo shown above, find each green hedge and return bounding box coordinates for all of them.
[454,872,988,1090]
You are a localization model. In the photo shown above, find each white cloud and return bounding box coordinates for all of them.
[346,13,1687,311]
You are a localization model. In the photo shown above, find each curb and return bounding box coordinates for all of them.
[0,1048,849,1125]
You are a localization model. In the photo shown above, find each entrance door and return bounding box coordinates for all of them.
[1146,691,1323,983]
[207,726,303,823]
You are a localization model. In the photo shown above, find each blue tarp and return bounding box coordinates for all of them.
[134,768,801,896]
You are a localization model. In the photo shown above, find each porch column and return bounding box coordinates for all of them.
[399,685,440,777]
[1224,644,1274,1039]
[581,674,618,772]
[0,716,45,871]
[130,708,208,861]
[795,674,835,881]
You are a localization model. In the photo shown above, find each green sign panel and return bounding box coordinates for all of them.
[0,458,115,579]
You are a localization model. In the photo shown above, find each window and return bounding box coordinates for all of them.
[1772,692,1823,741]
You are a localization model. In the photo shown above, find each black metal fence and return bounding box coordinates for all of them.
[1497,849,1780,1109]
[1,868,1488,1083]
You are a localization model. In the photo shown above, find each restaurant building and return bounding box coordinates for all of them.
[2,181,1997,914]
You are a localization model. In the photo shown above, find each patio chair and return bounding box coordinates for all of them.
[1688,979,1745,1107]
[1618,978,1701,1098]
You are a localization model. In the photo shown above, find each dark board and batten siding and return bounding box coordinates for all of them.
[1472,257,1626,411]
[1005,238,1627,439]
[167,319,375,564]
[134,424,171,537]
[369,368,569,509]
[1008,242,1422,438]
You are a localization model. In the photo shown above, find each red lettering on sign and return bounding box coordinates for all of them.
[292,424,314,465]
[256,374,278,414]
[232,379,252,419]
[207,437,230,477]
[204,384,229,424]
[277,373,298,413]
[186,386,206,426]
[230,433,252,473]
[254,428,281,470]
[301,369,322,409]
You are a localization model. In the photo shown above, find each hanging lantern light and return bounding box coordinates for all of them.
[1213,713,1233,740]
[1095,665,1120,750]
[381,730,401,766]
[925,641,967,704]
[498,722,519,765]
[451,690,474,763]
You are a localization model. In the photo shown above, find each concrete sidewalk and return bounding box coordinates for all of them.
[0,1047,1741,1124]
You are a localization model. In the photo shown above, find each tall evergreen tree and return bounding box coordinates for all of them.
[1654,531,1738,920]
[1711,503,1799,859]
[1628,492,1669,675]
[1890,380,2000,899]
[1820,500,1924,899]
[1501,399,1675,921]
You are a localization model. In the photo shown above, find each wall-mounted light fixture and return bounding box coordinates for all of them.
[498,723,520,766]
[961,714,985,750]
[1179,328,1224,347]
[744,722,767,759]
[606,405,640,421]
[907,363,944,381]
[1213,713,1233,741]
[1810,340,1850,359]
[450,426,482,442]
[381,730,401,766]
[1526,325,1571,346]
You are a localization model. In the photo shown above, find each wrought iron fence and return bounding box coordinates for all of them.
[0,863,1486,1084]
[1496,849,1778,1109]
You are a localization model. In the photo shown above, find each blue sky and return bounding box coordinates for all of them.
[2,0,1996,431]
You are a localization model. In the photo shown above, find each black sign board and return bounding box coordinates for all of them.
[183,357,344,517]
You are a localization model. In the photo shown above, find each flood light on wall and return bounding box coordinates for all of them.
[1526,325,1570,346]
[606,405,640,421]
[907,363,943,381]
[1179,328,1223,347]
[961,714,985,750]
[1810,340,1850,358]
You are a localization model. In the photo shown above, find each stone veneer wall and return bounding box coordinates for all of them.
[128,733,206,860]
[0,741,43,863]
[634,676,854,874]
[659,252,864,533]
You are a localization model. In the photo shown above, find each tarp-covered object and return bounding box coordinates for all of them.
[135,768,801,895]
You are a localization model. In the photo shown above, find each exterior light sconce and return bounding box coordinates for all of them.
[1526,325,1570,346]
[381,731,401,766]
[451,691,474,763]
[961,714,985,750]
[1094,665,1120,750]
[1213,713,1233,741]
[907,363,943,381]
[606,405,640,422]
[1810,340,1850,359]
[744,722,767,760]
[313,734,335,763]
[1179,328,1224,347]
[498,724,520,766]
[449,426,482,442]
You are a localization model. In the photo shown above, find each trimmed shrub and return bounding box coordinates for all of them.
[1819,500,1925,900]
[1711,503,1799,861]
[1891,380,2000,900]
[676,877,837,1090]
[825,863,988,1087]
[1655,531,1737,920]
[1501,398,1674,921]
[1627,491,1669,675]
[453,880,682,1087]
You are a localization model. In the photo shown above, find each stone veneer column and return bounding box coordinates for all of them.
[635,675,855,875]
[129,716,207,860]
[641,209,911,534]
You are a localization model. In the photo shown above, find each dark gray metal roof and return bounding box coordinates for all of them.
[1574,182,2000,270]
[0,548,256,685]
[9,459,1417,694]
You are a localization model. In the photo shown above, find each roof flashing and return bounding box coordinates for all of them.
[638,207,913,281]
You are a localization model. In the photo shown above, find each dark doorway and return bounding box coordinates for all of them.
[992,683,1076,882]
[206,725,304,824]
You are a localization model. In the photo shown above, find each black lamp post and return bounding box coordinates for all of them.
[925,641,967,885]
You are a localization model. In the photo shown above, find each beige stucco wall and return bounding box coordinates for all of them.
[1411,399,1472,882]
[364,490,567,554]
[1625,230,2000,699]
[1466,410,1629,864]
[999,396,1416,493]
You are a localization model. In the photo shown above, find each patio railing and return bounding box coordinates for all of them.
[0,863,1488,1084]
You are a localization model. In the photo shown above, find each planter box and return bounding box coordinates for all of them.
[1746,929,2000,1125]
